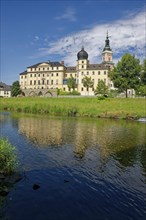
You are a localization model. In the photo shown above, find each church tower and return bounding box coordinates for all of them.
[102,32,113,69]
[77,46,89,71]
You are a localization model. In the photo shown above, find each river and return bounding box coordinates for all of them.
[0,112,146,220]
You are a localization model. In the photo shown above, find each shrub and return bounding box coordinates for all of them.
[58,89,80,96]
[0,138,18,175]
[97,96,106,100]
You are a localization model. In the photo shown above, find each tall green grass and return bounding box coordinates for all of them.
[0,97,145,119]
[0,138,18,175]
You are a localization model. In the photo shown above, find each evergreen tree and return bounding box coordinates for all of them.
[109,53,141,98]
[94,80,108,96]
[11,81,21,97]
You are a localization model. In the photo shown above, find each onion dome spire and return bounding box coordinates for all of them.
[103,31,112,52]
[77,46,88,60]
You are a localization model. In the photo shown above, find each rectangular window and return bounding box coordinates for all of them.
[38,80,40,85]
[42,80,45,85]
[56,73,58,76]
[82,65,84,68]
[47,80,49,85]
[98,79,100,83]
[82,72,84,75]
[30,80,32,85]
[104,71,106,75]
[34,80,36,85]
[21,76,23,79]
[92,71,95,75]
[98,71,100,75]
[51,80,53,85]
[87,72,89,75]
[51,73,53,76]
[56,79,58,85]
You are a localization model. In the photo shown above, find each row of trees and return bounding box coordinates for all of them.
[66,75,108,96]
[11,53,146,97]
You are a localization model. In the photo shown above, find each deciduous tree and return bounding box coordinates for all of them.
[141,59,146,85]
[11,81,21,97]
[109,53,141,98]
[94,80,109,96]
[67,76,77,91]
[83,76,93,95]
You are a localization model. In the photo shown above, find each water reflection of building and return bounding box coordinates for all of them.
[18,117,146,167]
[19,117,63,146]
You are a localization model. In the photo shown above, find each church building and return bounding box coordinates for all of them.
[19,33,114,96]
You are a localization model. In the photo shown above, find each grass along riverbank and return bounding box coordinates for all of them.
[0,138,18,176]
[0,97,145,119]
[0,138,21,217]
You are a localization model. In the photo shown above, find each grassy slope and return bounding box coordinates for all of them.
[0,97,145,119]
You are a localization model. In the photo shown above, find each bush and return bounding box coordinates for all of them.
[58,89,80,96]
[97,96,106,100]
[0,138,18,175]
[108,90,119,98]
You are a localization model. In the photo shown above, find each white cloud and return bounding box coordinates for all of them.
[54,7,76,22]
[31,9,145,65]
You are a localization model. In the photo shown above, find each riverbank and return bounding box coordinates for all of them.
[0,138,21,202]
[0,97,145,119]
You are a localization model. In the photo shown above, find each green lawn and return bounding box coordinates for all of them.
[0,97,145,119]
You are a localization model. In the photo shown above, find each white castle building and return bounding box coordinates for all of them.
[19,33,115,96]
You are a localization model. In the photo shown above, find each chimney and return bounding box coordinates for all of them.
[61,61,64,65]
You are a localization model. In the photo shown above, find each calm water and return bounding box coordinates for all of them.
[0,112,146,220]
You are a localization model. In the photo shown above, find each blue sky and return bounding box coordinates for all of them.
[1,0,145,85]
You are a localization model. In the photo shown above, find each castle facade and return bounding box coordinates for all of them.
[19,33,114,96]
